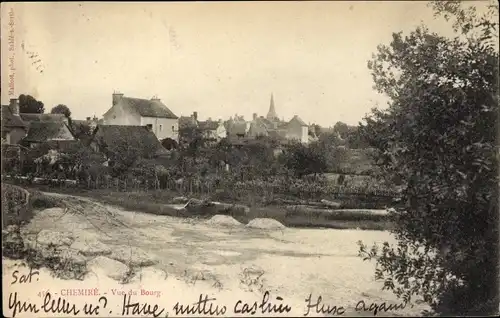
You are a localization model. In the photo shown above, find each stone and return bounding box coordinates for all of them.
[109,246,158,267]
[206,215,243,227]
[246,218,286,230]
[59,248,87,266]
[171,196,189,204]
[36,230,74,247]
[320,199,342,209]
[87,256,129,281]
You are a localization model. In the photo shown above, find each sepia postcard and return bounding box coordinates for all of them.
[2,1,499,317]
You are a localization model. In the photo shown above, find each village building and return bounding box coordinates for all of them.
[1,99,28,144]
[227,94,310,144]
[21,121,76,148]
[102,92,179,141]
[179,111,227,144]
[89,125,169,159]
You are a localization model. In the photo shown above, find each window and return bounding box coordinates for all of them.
[172,125,175,132]
[146,124,153,130]
[159,124,163,131]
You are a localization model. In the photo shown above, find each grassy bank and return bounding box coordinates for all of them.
[24,184,393,231]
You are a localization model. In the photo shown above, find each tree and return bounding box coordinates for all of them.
[19,94,44,114]
[51,104,71,118]
[357,1,498,316]
[71,122,93,144]
[310,123,322,137]
[281,141,328,178]
[333,121,349,138]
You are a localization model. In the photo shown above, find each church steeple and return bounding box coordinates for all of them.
[266,93,279,121]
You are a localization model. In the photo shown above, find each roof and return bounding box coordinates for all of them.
[198,120,220,131]
[289,115,307,126]
[91,125,168,157]
[109,97,178,119]
[23,122,74,142]
[227,121,248,135]
[1,105,27,130]
[268,129,287,139]
[179,116,198,128]
[20,113,67,123]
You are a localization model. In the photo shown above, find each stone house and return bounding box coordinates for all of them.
[102,92,179,141]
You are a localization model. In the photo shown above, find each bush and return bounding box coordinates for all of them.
[1,184,33,229]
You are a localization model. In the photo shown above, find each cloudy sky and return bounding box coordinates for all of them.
[0,1,491,126]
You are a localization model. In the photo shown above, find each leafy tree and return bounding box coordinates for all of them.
[309,123,322,137]
[71,122,93,144]
[333,121,349,138]
[51,104,71,118]
[281,141,328,178]
[357,1,498,316]
[19,94,44,114]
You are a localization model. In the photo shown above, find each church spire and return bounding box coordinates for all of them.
[266,93,279,121]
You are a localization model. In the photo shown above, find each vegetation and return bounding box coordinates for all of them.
[50,104,71,118]
[357,1,498,315]
[19,94,44,114]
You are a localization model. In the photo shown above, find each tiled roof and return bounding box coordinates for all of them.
[92,125,168,157]
[119,97,178,119]
[20,113,67,123]
[23,122,74,142]
[289,115,307,126]
[1,106,27,130]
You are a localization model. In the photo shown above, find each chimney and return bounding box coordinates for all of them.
[112,91,124,106]
[86,117,91,121]
[9,98,19,116]
[253,113,257,121]
[193,111,198,121]
[151,95,160,102]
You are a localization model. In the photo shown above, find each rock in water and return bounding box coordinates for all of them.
[172,196,189,204]
[320,199,342,208]
[206,215,243,227]
[246,218,286,230]
[184,198,216,215]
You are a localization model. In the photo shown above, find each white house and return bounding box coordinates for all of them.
[102,92,179,141]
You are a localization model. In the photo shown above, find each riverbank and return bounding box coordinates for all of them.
[23,184,393,231]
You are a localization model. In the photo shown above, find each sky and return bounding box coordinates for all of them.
[0,1,494,126]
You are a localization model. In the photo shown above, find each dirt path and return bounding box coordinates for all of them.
[3,192,427,317]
